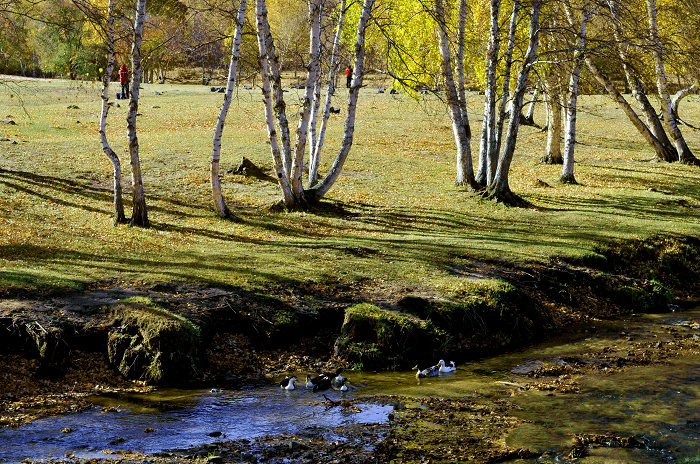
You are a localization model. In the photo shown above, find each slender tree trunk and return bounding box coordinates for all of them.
[522,83,538,125]
[543,88,563,164]
[478,0,502,186]
[99,0,126,224]
[487,0,541,206]
[495,0,519,157]
[584,57,674,162]
[561,4,593,184]
[672,84,697,122]
[448,0,477,189]
[646,0,698,165]
[127,0,149,227]
[289,0,323,203]
[310,0,347,187]
[308,0,375,201]
[210,0,247,220]
[608,0,676,162]
[259,6,293,176]
[256,0,295,207]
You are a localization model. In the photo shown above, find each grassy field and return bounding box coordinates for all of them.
[1,77,699,297]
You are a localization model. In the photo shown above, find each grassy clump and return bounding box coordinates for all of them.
[107,296,201,384]
[334,303,445,369]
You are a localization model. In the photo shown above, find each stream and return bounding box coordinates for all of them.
[0,309,698,463]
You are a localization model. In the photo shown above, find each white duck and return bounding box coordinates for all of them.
[280,376,297,390]
[438,360,457,373]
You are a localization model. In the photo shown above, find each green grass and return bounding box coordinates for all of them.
[0,77,699,296]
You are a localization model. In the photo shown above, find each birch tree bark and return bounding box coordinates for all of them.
[561,4,594,185]
[210,0,247,221]
[127,0,149,227]
[646,0,699,165]
[584,57,675,162]
[607,0,676,162]
[477,0,502,186]
[671,84,697,123]
[522,83,538,125]
[435,0,477,189]
[309,0,347,187]
[255,0,295,207]
[99,0,126,224]
[289,0,323,202]
[308,0,376,201]
[543,85,563,164]
[486,0,541,206]
[495,0,519,157]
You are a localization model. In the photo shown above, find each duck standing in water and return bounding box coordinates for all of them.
[438,360,457,373]
[280,376,297,390]
[414,364,439,379]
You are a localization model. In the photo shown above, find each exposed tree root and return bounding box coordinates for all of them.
[540,154,563,165]
[559,174,578,185]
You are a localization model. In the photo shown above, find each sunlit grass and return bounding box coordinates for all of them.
[0,77,698,296]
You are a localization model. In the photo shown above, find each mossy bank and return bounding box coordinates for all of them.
[0,234,696,388]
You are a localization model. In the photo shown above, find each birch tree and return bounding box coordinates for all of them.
[646,0,698,165]
[127,0,149,227]
[485,0,541,205]
[255,0,376,208]
[476,0,502,187]
[561,2,595,185]
[210,0,247,220]
[98,0,126,224]
[308,0,346,188]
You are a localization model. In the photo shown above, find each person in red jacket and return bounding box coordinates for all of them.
[345,65,352,89]
[118,64,129,99]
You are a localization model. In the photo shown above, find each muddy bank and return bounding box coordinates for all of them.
[0,235,698,428]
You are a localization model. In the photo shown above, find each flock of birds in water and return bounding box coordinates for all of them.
[279,359,457,391]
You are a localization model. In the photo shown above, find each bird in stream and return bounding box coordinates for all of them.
[414,364,440,379]
[438,360,457,373]
[280,376,297,390]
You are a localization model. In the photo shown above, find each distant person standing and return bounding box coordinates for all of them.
[345,65,352,89]
[118,64,129,99]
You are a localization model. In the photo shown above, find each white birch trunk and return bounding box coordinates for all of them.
[310,0,375,201]
[495,0,519,157]
[484,0,502,185]
[436,0,476,189]
[99,0,126,224]
[127,0,149,227]
[646,0,697,164]
[671,84,697,121]
[256,0,295,207]
[561,5,593,184]
[489,0,541,205]
[259,3,293,175]
[211,0,247,220]
[310,0,347,187]
[544,87,562,164]
[289,0,323,202]
[608,0,676,162]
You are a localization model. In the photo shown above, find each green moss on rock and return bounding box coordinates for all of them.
[107,297,201,384]
[334,303,445,369]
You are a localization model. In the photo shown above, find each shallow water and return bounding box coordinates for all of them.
[0,309,697,463]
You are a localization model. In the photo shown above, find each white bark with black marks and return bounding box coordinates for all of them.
[561,4,594,184]
[256,0,295,207]
[127,0,149,227]
[488,0,541,205]
[646,0,697,164]
[309,0,347,187]
[211,0,247,220]
[478,0,502,186]
[309,0,375,201]
[495,0,519,157]
[99,0,126,224]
